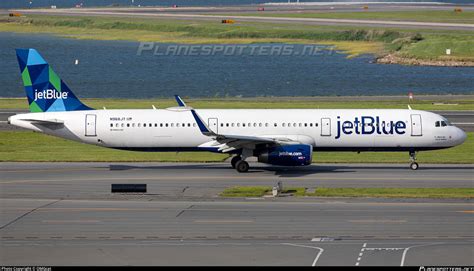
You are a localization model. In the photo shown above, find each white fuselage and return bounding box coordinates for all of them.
[9,108,467,153]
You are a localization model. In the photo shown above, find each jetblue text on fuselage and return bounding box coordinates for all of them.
[34,89,68,101]
[335,116,406,139]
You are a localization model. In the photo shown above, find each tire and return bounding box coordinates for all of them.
[235,160,249,173]
[410,162,419,170]
[231,156,241,169]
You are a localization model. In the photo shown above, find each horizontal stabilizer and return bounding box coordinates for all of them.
[20,118,64,125]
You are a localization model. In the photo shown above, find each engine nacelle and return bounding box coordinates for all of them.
[257,144,313,166]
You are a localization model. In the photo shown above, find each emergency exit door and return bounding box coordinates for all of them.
[321,118,331,136]
[208,118,218,134]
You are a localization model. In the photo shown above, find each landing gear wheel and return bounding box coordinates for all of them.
[235,160,249,173]
[231,156,242,169]
[409,151,418,170]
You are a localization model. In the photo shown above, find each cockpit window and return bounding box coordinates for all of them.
[441,121,447,127]
[435,121,440,127]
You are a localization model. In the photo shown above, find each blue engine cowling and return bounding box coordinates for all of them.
[257,144,313,166]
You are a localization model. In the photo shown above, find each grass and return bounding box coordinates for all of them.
[2,14,474,61]
[0,15,392,57]
[0,131,472,163]
[0,131,228,162]
[230,11,474,24]
[220,186,306,197]
[1,97,474,111]
[398,34,474,61]
[220,186,474,199]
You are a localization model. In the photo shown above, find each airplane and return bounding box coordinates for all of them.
[8,49,467,172]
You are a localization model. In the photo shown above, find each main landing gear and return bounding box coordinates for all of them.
[409,151,419,170]
[231,155,249,173]
[231,156,241,168]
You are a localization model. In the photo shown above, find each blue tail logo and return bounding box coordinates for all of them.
[15,48,93,112]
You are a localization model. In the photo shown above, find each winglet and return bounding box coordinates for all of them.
[174,95,187,107]
[191,109,216,136]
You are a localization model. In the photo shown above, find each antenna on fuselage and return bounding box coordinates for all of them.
[152,105,157,110]
[408,105,412,110]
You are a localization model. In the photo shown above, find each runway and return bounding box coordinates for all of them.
[0,162,473,265]
[1,109,473,131]
[12,2,474,31]
[1,162,474,199]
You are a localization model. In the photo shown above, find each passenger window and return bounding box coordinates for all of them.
[193,123,196,127]
[149,123,152,127]
[127,123,130,127]
[165,123,168,127]
[243,123,246,127]
[259,123,262,127]
[237,123,240,127]
[274,123,277,127]
[154,123,157,127]
[282,123,286,127]
[310,123,313,127]
[231,123,235,127]
[188,123,191,127]
[132,123,135,127]
[110,123,113,127]
[121,123,124,127]
[138,123,141,127]
[226,123,229,127]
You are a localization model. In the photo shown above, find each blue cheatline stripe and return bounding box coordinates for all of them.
[191,110,210,133]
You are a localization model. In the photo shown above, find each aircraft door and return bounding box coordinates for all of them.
[410,114,422,136]
[208,118,218,134]
[321,118,331,136]
[85,114,97,137]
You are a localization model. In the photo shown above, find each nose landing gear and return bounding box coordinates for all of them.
[409,151,419,170]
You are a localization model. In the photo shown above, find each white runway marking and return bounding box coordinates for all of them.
[400,242,443,266]
[281,243,324,267]
[355,242,367,266]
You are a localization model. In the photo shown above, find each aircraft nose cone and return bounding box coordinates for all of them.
[455,127,467,145]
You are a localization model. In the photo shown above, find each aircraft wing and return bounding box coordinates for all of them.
[191,109,298,152]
